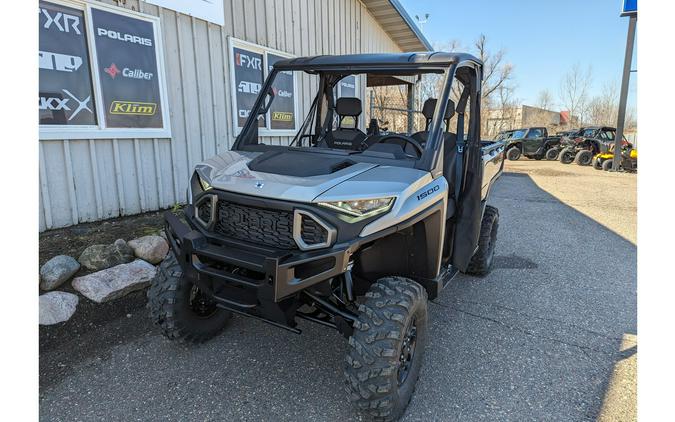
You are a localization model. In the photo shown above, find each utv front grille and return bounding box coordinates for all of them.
[300,216,329,245]
[215,201,297,249]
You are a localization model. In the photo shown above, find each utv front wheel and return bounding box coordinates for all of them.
[465,205,499,276]
[148,252,232,343]
[574,150,593,166]
[602,159,615,171]
[345,277,428,422]
[506,147,521,161]
[545,148,559,161]
[593,158,603,170]
[559,147,575,164]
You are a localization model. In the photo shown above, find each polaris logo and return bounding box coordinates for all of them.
[416,185,440,201]
[39,90,92,121]
[238,81,261,94]
[39,51,82,73]
[40,8,81,35]
[235,52,262,70]
[97,28,152,46]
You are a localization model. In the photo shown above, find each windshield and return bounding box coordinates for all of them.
[233,65,475,166]
[511,129,527,139]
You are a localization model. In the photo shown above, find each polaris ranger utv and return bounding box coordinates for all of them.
[148,52,504,421]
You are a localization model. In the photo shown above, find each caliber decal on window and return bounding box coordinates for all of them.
[92,8,162,128]
[267,53,295,130]
[39,1,97,125]
[233,47,265,128]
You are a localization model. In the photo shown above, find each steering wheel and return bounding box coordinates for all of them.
[363,134,425,158]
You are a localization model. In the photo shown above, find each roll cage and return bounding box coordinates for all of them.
[232,53,484,178]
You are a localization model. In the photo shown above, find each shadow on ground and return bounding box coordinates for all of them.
[39,171,636,421]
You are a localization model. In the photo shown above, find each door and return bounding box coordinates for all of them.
[522,128,545,155]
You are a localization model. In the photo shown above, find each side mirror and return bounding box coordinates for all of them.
[258,86,275,115]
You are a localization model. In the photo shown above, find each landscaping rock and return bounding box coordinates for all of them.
[72,259,156,303]
[78,239,134,271]
[39,291,78,325]
[39,255,80,291]
[128,235,169,264]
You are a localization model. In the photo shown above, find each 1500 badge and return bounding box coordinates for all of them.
[416,185,439,201]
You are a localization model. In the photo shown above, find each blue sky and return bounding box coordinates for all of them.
[399,0,637,110]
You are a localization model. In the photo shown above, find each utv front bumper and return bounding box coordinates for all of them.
[164,207,353,306]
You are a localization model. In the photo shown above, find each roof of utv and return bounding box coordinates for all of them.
[273,52,482,71]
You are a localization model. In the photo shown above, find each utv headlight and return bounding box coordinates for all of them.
[318,197,395,218]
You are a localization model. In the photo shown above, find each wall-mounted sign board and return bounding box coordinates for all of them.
[228,37,299,137]
[39,0,171,140]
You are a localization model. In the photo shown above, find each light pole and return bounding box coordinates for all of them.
[613,1,637,171]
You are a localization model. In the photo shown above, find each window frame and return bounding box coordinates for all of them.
[39,0,172,140]
[227,36,300,137]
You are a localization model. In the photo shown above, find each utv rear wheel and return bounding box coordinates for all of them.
[593,158,602,170]
[545,148,559,161]
[602,159,615,171]
[559,148,575,164]
[345,277,428,422]
[506,147,521,161]
[147,252,232,343]
[574,150,593,166]
[465,205,499,276]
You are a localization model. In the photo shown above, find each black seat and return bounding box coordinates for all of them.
[322,97,367,150]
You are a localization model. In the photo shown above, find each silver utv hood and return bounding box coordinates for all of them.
[196,150,379,202]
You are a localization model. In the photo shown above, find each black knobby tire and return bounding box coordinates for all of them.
[593,158,602,170]
[574,150,593,166]
[559,147,575,164]
[506,147,521,161]
[602,159,615,171]
[545,148,559,161]
[465,205,499,276]
[147,252,232,343]
[345,277,428,422]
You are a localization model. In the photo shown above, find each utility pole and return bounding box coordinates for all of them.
[415,14,429,33]
[613,2,637,171]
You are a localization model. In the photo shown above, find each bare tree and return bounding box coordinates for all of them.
[536,89,554,111]
[587,82,618,126]
[558,64,592,127]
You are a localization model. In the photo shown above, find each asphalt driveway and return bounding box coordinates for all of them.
[40,160,637,421]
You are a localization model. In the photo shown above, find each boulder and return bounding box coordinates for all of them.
[39,291,78,325]
[78,239,134,271]
[39,255,80,291]
[128,235,169,264]
[72,259,157,303]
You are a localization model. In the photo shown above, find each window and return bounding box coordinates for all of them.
[39,0,171,140]
[527,128,543,138]
[228,37,299,136]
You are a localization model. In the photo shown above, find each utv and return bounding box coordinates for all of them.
[558,126,628,166]
[502,127,561,161]
[148,52,504,421]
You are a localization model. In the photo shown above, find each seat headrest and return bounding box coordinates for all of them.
[422,98,456,120]
[336,97,362,117]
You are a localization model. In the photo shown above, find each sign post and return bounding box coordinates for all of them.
[613,0,637,170]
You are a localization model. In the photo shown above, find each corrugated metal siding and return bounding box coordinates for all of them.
[40,0,404,231]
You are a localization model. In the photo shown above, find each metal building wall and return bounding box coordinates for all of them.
[39,0,403,231]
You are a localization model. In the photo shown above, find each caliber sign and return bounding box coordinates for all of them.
[39,1,97,125]
[268,53,296,130]
[92,8,163,128]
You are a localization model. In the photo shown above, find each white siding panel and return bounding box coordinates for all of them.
[40,0,406,230]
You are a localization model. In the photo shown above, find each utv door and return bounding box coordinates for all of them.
[522,128,545,155]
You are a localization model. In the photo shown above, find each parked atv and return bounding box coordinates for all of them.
[503,127,561,161]
[148,52,505,421]
[593,146,637,172]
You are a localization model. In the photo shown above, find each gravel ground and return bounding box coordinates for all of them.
[39,159,636,421]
